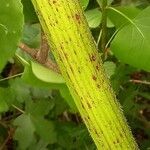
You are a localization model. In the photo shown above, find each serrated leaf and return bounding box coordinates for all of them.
[52,91,68,116]
[22,65,75,113]
[0,88,9,112]
[26,99,54,117]
[85,8,102,28]
[31,117,57,143]
[13,114,35,150]
[111,6,150,71]
[31,61,65,84]
[0,88,14,113]
[10,78,31,103]
[0,0,24,72]
[28,139,49,150]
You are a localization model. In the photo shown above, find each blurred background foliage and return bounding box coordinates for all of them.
[0,0,150,149]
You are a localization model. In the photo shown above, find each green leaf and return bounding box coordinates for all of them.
[107,6,141,28]
[13,114,35,150]
[0,124,7,142]
[26,99,55,117]
[103,61,116,78]
[22,64,76,115]
[10,78,31,103]
[0,0,24,72]
[0,88,9,112]
[85,8,102,28]
[97,0,113,6]
[110,64,136,93]
[31,117,57,143]
[31,61,65,84]
[51,91,68,116]
[27,139,49,150]
[22,24,41,48]
[80,0,89,10]
[22,65,64,89]
[60,86,78,113]
[28,140,49,150]
[21,0,38,23]
[107,18,114,28]
[111,6,150,71]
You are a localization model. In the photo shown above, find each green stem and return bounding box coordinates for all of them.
[96,29,102,47]
[31,0,139,149]
[0,73,23,82]
[101,0,107,52]
[105,28,119,49]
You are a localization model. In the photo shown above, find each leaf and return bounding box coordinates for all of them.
[0,124,7,140]
[85,8,102,28]
[103,61,116,78]
[21,0,38,23]
[80,0,89,10]
[107,6,141,28]
[0,86,19,112]
[10,78,31,103]
[31,61,65,84]
[107,18,114,28]
[22,65,64,89]
[51,91,69,116]
[0,88,9,112]
[110,64,136,93]
[27,139,49,150]
[13,114,35,150]
[121,86,138,114]
[111,6,150,72]
[60,86,78,113]
[26,99,55,118]
[0,0,24,72]
[31,117,57,143]
[22,24,41,48]
[22,65,76,113]
[96,0,113,6]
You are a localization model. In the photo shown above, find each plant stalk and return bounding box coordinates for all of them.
[101,0,107,52]
[31,0,139,149]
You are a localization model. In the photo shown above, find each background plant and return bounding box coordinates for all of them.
[0,0,150,149]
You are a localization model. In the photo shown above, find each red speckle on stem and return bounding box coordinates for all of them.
[94,128,99,136]
[116,139,120,143]
[56,8,59,12]
[96,65,99,71]
[97,84,101,88]
[53,0,57,4]
[70,66,74,73]
[92,75,97,81]
[81,102,85,109]
[64,53,68,60]
[89,54,96,62]
[87,116,90,120]
[87,101,92,109]
[75,13,81,24]
[120,133,123,138]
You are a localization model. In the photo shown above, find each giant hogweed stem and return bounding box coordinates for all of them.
[31,0,138,149]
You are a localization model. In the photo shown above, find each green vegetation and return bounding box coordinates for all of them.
[0,0,150,149]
